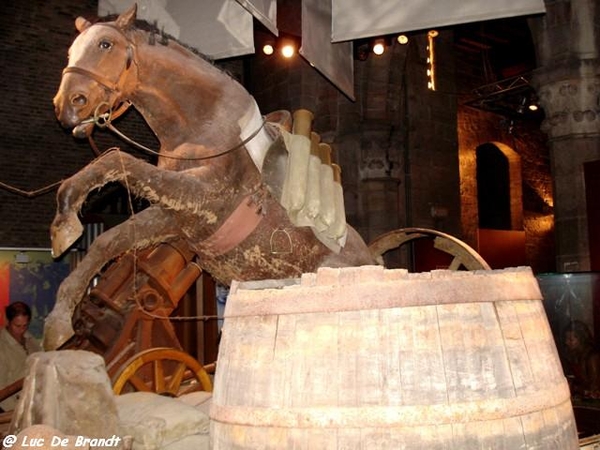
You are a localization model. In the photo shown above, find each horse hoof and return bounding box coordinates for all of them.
[51,214,84,258]
[42,313,75,350]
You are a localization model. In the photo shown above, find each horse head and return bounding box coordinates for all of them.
[53,5,138,138]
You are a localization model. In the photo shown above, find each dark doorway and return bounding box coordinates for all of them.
[477,144,511,230]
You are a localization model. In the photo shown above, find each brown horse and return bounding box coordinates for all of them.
[47,5,375,350]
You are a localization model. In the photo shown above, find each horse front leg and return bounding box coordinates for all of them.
[51,148,186,257]
[44,206,180,350]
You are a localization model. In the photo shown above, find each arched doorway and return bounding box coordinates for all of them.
[476,142,525,268]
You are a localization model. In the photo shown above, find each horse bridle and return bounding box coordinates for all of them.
[62,23,136,134]
[62,63,131,94]
[62,23,266,161]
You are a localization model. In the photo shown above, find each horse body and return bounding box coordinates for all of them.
[46,5,375,350]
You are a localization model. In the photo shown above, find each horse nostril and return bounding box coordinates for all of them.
[71,94,88,107]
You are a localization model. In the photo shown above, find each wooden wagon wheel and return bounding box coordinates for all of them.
[111,347,213,396]
[369,227,491,271]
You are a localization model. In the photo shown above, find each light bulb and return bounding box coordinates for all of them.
[372,42,385,55]
[262,44,274,55]
[281,44,295,58]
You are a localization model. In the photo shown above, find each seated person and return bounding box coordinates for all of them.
[0,301,42,411]
[562,320,600,400]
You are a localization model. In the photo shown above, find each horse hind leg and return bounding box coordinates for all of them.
[43,207,180,350]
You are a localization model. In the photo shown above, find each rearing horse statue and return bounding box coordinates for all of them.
[47,5,375,350]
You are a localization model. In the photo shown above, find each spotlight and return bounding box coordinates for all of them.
[262,43,274,55]
[372,39,385,55]
[281,43,295,58]
[397,35,409,45]
[528,104,539,111]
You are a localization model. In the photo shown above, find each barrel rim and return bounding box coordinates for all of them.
[226,267,542,318]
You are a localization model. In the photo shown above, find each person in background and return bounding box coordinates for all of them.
[0,301,42,411]
[562,320,600,400]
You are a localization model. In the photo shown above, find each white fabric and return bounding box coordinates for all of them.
[280,132,311,213]
[99,0,255,60]
[278,129,348,252]
[295,153,322,227]
[331,181,348,241]
[239,99,273,172]
[116,392,210,450]
[331,0,546,42]
[317,163,336,228]
[235,0,278,36]
[300,0,355,100]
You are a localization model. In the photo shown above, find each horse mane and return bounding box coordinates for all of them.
[97,15,215,65]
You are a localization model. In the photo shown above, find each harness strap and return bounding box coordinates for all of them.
[200,195,263,256]
[63,66,120,92]
[63,40,135,94]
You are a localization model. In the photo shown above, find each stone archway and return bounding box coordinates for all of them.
[461,140,527,269]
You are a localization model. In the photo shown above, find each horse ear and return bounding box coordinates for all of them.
[115,4,137,30]
[75,17,92,33]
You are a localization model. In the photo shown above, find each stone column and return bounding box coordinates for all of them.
[529,0,600,272]
[334,42,405,247]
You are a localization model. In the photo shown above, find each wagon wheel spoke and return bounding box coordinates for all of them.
[447,255,463,271]
[153,359,166,393]
[166,361,187,394]
[127,374,153,392]
[111,347,213,396]
[178,383,202,397]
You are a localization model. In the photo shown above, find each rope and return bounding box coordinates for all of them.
[0,179,63,198]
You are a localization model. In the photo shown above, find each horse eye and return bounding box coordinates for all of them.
[98,40,113,50]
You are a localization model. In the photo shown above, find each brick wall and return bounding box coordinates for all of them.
[0,1,156,250]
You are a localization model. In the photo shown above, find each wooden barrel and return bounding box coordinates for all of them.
[210,266,579,449]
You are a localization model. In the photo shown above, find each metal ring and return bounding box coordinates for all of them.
[93,101,113,128]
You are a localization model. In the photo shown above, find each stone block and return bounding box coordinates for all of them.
[11,350,119,439]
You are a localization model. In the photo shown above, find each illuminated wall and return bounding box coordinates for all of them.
[0,249,70,339]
